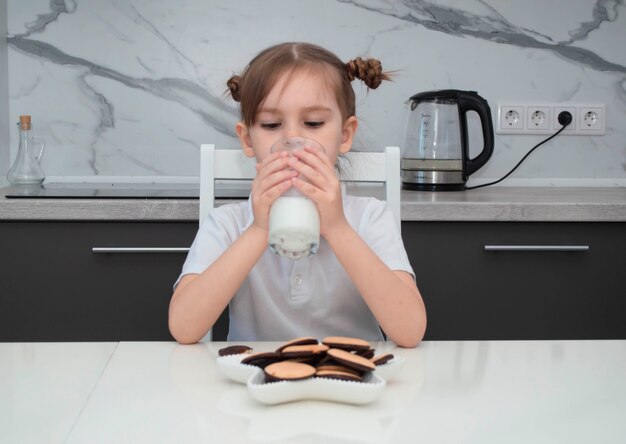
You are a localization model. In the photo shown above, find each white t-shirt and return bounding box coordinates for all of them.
[177,195,414,341]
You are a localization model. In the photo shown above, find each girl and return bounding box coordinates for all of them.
[169,42,426,347]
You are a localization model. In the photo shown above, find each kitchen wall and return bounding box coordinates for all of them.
[4,0,626,186]
[0,0,8,182]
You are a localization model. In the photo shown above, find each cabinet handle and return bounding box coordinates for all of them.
[92,247,190,253]
[484,245,589,252]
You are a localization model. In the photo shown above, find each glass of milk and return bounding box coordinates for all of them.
[268,137,323,260]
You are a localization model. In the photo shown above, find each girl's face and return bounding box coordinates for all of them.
[236,68,357,163]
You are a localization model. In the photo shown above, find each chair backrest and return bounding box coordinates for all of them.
[199,144,401,230]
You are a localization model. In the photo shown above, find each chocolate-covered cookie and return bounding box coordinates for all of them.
[275,337,318,353]
[264,361,316,382]
[218,345,252,357]
[355,348,375,359]
[322,336,371,352]
[316,355,335,367]
[281,344,329,358]
[315,364,361,377]
[241,352,283,368]
[315,369,363,382]
[371,353,394,366]
[327,348,376,372]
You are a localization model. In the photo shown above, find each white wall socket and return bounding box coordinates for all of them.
[497,103,606,135]
[500,106,524,130]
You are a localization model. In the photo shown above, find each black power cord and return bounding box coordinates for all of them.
[466,111,573,190]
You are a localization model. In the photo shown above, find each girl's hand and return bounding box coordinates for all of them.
[289,145,348,236]
[251,151,297,232]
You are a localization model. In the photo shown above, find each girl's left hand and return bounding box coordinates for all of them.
[288,145,348,236]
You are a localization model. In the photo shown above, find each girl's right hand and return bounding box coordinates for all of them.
[250,151,297,232]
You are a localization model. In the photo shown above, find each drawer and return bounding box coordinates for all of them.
[402,222,626,340]
[0,222,229,341]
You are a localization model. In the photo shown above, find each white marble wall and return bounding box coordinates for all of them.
[0,0,9,181]
[5,0,626,186]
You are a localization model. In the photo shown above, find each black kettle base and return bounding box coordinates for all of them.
[402,182,467,192]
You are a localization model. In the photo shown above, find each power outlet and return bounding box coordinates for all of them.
[552,106,577,133]
[499,105,524,130]
[496,103,606,135]
[579,106,605,134]
[527,106,550,131]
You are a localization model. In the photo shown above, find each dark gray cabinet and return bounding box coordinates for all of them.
[0,222,229,342]
[1,220,624,342]
[403,222,626,340]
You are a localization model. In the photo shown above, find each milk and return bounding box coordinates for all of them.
[267,136,324,259]
[269,193,320,259]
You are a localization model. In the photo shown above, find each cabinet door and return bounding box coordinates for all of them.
[403,222,626,340]
[0,222,229,341]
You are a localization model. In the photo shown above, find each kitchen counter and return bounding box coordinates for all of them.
[2,340,625,443]
[1,186,625,221]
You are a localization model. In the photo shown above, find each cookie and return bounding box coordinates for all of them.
[315,369,363,382]
[371,353,394,366]
[315,355,334,367]
[284,357,318,365]
[315,364,361,377]
[241,352,283,368]
[355,348,375,359]
[281,344,329,358]
[218,345,252,357]
[322,336,371,352]
[275,337,318,353]
[327,348,376,372]
[264,361,316,382]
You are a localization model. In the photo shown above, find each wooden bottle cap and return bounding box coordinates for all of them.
[19,115,31,130]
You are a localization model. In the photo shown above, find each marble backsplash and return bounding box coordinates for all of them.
[3,0,626,186]
[0,0,8,179]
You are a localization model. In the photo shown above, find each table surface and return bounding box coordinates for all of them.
[2,340,625,443]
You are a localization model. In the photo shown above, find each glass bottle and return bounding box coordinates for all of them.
[7,115,46,185]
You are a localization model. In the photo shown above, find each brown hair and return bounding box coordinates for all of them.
[226,42,390,126]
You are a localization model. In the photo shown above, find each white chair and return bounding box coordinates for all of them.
[199,144,401,229]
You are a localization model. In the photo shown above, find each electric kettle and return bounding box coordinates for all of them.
[402,90,494,191]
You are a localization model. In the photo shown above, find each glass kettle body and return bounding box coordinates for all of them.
[402,90,494,191]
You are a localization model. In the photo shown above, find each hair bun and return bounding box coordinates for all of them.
[227,75,241,102]
[345,57,388,89]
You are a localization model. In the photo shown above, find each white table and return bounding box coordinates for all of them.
[2,340,625,443]
[0,342,117,443]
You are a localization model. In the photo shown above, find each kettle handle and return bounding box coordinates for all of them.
[457,93,494,177]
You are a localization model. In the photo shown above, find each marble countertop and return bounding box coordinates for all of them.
[1,186,625,222]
